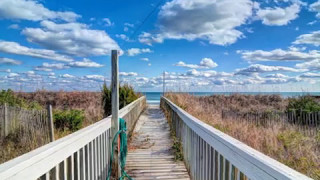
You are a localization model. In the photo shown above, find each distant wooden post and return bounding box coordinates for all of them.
[47,104,55,142]
[111,49,120,178]
[3,103,8,137]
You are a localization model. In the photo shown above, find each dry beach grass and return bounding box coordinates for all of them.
[165,93,320,179]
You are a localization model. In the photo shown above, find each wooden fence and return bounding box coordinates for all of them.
[221,110,320,135]
[0,96,146,180]
[0,104,51,144]
[161,97,311,180]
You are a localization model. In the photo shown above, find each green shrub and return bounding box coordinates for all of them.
[54,110,84,132]
[287,96,320,112]
[0,89,43,109]
[102,82,140,117]
[0,89,25,107]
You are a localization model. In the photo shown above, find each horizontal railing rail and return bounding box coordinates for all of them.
[0,96,146,180]
[161,97,311,180]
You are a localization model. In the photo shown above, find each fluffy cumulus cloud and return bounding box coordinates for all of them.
[68,59,103,68]
[0,57,22,65]
[309,0,320,18]
[185,69,232,78]
[238,49,320,61]
[0,0,80,22]
[293,31,320,46]
[139,0,253,46]
[61,74,74,78]
[84,75,105,82]
[8,24,20,30]
[34,59,103,71]
[296,59,320,70]
[0,41,73,62]
[22,20,120,56]
[34,63,68,72]
[119,72,138,76]
[175,58,218,69]
[127,48,152,56]
[265,73,288,78]
[256,3,300,26]
[300,72,320,78]
[235,64,305,76]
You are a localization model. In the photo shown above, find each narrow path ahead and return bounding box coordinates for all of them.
[126,104,190,180]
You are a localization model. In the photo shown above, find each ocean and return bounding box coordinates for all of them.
[141,92,320,104]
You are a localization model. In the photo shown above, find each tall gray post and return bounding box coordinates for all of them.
[111,49,120,178]
[47,104,55,142]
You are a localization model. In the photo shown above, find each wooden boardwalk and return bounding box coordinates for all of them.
[126,105,190,180]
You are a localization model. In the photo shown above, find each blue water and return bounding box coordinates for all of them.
[140,92,320,104]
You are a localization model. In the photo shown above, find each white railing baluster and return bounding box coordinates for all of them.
[217,153,221,180]
[77,151,80,180]
[90,141,94,180]
[55,165,60,180]
[97,136,101,179]
[71,154,74,180]
[63,159,67,180]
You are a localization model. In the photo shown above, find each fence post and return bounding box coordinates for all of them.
[3,103,8,137]
[111,49,120,178]
[47,104,55,142]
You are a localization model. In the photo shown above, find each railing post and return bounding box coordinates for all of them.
[111,49,120,179]
[3,103,8,137]
[47,104,55,142]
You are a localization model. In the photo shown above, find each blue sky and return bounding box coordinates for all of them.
[0,0,319,92]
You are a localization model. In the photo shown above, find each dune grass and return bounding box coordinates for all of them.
[165,93,320,179]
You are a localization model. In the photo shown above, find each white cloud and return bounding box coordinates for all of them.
[235,64,305,76]
[296,59,320,70]
[185,69,232,78]
[119,72,138,76]
[175,58,218,69]
[22,20,120,56]
[200,58,218,68]
[300,72,320,78]
[7,72,19,78]
[61,74,74,78]
[0,0,80,22]
[103,18,114,27]
[307,20,317,25]
[238,49,320,61]
[148,63,152,66]
[0,41,73,62]
[293,31,320,46]
[256,3,300,26]
[265,73,288,78]
[127,48,152,56]
[139,0,253,46]
[116,34,130,41]
[0,69,11,73]
[309,0,320,18]
[84,75,105,82]
[141,58,149,61]
[34,67,52,72]
[39,63,68,70]
[0,57,22,65]
[68,59,103,68]
[124,23,134,28]
[8,24,20,29]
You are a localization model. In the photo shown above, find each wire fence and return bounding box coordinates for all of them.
[221,109,320,135]
[0,104,50,144]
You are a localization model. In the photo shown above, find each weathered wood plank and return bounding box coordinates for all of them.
[126,105,190,180]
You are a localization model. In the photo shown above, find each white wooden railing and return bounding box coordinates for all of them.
[0,96,146,180]
[161,97,312,180]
